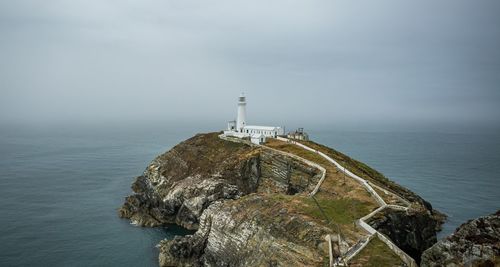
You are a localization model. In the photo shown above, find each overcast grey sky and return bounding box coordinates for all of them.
[1,0,499,131]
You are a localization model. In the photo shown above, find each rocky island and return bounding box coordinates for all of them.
[118,132,454,266]
[421,211,499,267]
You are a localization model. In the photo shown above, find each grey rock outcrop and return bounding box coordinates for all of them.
[119,132,445,266]
[421,210,499,267]
[368,207,442,263]
[119,133,261,228]
[119,133,321,229]
[159,195,331,267]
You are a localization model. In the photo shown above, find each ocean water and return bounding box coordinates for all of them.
[0,124,499,266]
[0,124,196,267]
[312,130,500,237]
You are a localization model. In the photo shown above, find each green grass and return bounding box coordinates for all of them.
[302,195,372,225]
[298,140,389,183]
[265,139,377,226]
[297,139,424,204]
[266,139,331,166]
[264,193,371,226]
[268,193,291,202]
[350,237,403,267]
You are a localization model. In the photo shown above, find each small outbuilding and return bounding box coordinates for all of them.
[251,133,266,145]
[288,128,309,141]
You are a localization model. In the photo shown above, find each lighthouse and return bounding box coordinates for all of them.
[223,93,284,144]
[236,92,246,132]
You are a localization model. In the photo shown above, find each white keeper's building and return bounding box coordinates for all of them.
[223,93,284,144]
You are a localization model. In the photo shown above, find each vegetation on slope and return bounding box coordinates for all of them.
[349,237,404,267]
[152,132,260,191]
[264,138,378,243]
[265,137,445,263]
[126,133,444,266]
[296,139,444,216]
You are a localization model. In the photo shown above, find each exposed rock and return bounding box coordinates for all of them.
[367,207,442,263]
[259,149,320,194]
[159,196,331,267]
[303,140,446,263]
[421,210,500,267]
[119,133,258,229]
[298,139,446,227]
[119,132,321,229]
[119,132,445,266]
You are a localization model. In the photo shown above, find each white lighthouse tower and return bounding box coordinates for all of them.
[223,93,284,144]
[236,92,246,132]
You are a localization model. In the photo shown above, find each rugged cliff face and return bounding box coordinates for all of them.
[367,207,441,263]
[295,139,446,262]
[119,133,260,228]
[297,139,446,224]
[420,210,499,267]
[159,195,331,267]
[119,132,444,266]
[119,133,321,230]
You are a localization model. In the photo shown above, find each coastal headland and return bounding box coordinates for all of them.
[118,132,453,266]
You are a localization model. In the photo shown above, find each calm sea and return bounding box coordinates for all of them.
[0,124,499,266]
[312,130,500,237]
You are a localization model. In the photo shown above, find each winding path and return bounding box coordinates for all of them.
[219,134,417,266]
[275,137,417,267]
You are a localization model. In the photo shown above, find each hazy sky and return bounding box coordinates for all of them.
[1,0,499,131]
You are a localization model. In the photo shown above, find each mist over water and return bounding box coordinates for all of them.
[1,0,500,265]
[0,122,498,266]
[1,0,500,129]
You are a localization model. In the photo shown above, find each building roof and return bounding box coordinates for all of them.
[244,125,280,131]
[251,133,265,138]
